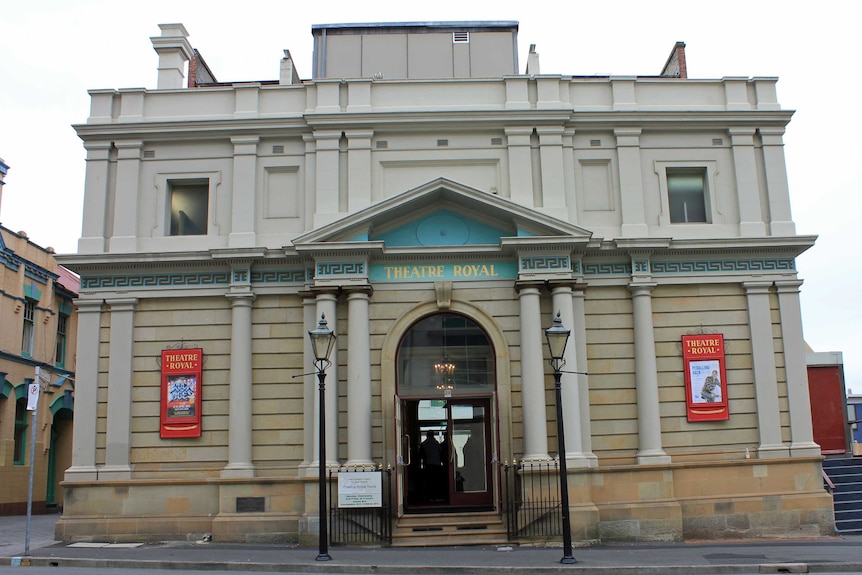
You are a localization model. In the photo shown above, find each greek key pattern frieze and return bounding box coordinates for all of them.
[652,259,795,274]
[81,272,230,290]
[316,261,365,277]
[232,269,249,283]
[520,256,570,271]
[251,270,307,284]
[583,262,632,276]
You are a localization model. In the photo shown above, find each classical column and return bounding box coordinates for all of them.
[301,294,317,468]
[346,287,374,465]
[516,281,549,460]
[64,299,103,481]
[78,142,112,253]
[222,292,256,477]
[615,128,648,237]
[776,280,820,456]
[550,283,590,467]
[729,128,767,236]
[109,140,143,253]
[744,281,787,458]
[101,298,137,479]
[760,128,796,236]
[629,284,670,464]
[506,128,534,206]
[571,284,597,467]
[313,289,340,466]
[228,136,259,248]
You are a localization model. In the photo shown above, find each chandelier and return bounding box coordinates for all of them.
[434,317,455,390]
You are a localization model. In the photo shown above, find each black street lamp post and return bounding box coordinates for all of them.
[309,313,337,562]
[545,311,577,564]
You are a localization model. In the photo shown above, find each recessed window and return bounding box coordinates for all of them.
[14,398,28,465]
[667,168,708,223]
[55,312,69,367]
[21,299,35,357]
[169,179,209,235]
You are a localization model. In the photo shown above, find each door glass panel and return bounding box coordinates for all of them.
[452,405,487,493]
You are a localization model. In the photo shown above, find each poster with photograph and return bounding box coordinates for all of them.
[160,348,203,438]
[682,335,729,422]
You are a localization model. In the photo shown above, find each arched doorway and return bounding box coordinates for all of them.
[396,313,496,512]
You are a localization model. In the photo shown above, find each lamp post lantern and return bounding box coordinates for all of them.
[309,313,336,561]
[545,311,576,564]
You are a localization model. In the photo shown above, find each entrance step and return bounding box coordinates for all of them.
[392,511,508,547]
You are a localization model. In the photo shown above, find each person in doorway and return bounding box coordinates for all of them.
[419,430,445,501]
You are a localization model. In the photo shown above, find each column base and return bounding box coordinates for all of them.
[565,454,596,469]
[221,463,256,478]
[757,444,790,459]
[790,442,822,457]
[63,466,99,482]
[636,450,671,465]
[99,465,132,480]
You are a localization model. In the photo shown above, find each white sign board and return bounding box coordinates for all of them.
[338,471,382,508]
[27,383,40,411]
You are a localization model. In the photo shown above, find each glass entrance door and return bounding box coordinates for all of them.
[402,397,493,511]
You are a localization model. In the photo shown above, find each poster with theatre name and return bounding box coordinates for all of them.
[160,348,203,438]
[682,335,729,422]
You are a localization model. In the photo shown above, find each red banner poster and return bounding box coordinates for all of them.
[160,348,203,438]
[682,335,729,422]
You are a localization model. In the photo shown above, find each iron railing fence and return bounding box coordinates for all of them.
[503,459,563,540]
[328,466,393,546]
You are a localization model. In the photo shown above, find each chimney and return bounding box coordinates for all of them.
[279,50,301,85]
[0,158,8,218]
[526,44,541,75]
[150,23,194,89]
[660,41,687,78]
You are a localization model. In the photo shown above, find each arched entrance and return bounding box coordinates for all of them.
[396,313,497,512]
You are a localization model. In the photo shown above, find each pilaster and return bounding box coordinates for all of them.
[628,283,670,464]
[78,142,112,254]
[537,127,566,212]
[506,128,534,206]
[743,281,787,458]
[729,128,767,236]
[109,140,143,253]
[313,130,342,228]
[228,136,260,248]
[776,280,820,456]
[102,297,137,479]
[615,128,648,236]
[312,288,340,466]
[64,299,103,481]
[347,131,373,212]
[760,128,796,236]
[222,289,256,478]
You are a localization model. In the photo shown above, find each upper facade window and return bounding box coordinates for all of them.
[667,168,708,223]
[56,312,69,367]
[21,299,36,357]
[169,179,209,235]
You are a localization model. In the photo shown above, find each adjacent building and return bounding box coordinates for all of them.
[1,159,79,515]
[55,22,832,544]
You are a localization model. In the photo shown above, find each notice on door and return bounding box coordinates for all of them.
[338,471,382,508]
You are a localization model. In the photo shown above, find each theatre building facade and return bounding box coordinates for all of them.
[56,22,833,544]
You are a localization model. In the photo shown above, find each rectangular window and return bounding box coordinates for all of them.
[667,168,708,223]
[169,179,209,235]
[55,313,68,367]
[14,398,28,465]
[21,299,35,357]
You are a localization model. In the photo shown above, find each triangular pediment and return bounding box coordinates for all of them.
[292,178,592,251]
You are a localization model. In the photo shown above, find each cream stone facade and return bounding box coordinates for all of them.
[55,22,832,545]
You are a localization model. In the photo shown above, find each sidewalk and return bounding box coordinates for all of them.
[3,514,862,574]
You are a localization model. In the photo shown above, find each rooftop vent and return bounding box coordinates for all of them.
[453,32,469,44]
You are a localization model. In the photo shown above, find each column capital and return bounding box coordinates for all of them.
[774,279,803,293]
[628,282,656,296]
[742,281,773,294]
[515,280,546,294]
[547,279,587,293]
[226,291,256,305]
[75,298,105,313]
[344,285,374,298]
[104,297,138,311]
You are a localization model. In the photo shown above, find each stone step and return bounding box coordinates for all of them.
[392,512,508,547]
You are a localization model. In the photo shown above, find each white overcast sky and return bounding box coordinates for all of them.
[1,1,860,386]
